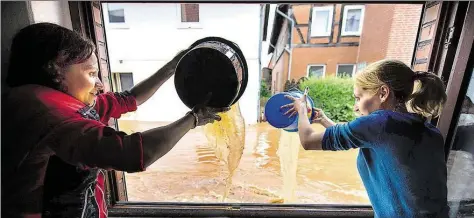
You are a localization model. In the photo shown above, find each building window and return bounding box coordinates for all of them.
[102,3,129,29]
[310,6,334,37]
[181,4,200,22]
[307,65,326,78]
[341,5,365,36]
[107,4,125,23]
[337,64,356,77]
[177,4,201,29]
[112,72,134,92]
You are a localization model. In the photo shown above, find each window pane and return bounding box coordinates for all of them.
[101,2,422,207]
[345,9,361,32]
[447,68,474,217]
[120,73,134,91]
[312,10,329,35]
[181,4,199,22]
[337,65,354,77]
[108,4,125,23]
[308,66,324,78]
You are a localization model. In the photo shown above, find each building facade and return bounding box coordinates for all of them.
[265,4,423,93]
[103,3,262,124]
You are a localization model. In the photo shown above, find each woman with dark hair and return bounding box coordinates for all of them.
[2,22,228,218]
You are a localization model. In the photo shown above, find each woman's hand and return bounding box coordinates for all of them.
[311,108,327,124]
[280,92,335,128]
[188,92,230,128]
[281,93,309,118]
[190,106,230,127]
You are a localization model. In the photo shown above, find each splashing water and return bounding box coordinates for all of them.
[276,130,301,203]
[203,102,245,201]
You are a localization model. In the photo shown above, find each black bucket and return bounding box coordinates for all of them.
[174,37,248,109]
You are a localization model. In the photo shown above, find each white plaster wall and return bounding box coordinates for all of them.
[261,4,277,68]
[29,1,73,29]
[2,1,73,93]
[104,3,261,124]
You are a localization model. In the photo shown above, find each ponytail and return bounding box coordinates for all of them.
[355,60,448,118]
[407,71,447,118]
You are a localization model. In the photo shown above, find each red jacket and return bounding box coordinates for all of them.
[2,84,145,217]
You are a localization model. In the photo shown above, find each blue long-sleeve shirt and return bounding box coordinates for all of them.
[322,110,449,217]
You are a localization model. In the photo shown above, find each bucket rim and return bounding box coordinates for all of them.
[190,37,248,105]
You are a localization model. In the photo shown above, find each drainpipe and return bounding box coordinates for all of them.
[276,6,295,81]
[257,4,264,122]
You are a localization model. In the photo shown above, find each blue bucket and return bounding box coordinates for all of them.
[264,89,315,132]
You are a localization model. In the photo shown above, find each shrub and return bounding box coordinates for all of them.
[299,76,356,122]
[260,82,271,99]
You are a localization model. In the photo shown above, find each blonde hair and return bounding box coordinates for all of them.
[355,59,447,118]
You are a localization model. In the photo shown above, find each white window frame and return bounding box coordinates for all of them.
[336,64,356,77]
[306,64,326,78]
[310,6,334,37]
[102,3,129,29]
[176,4,202,29]
[341,5,365,36]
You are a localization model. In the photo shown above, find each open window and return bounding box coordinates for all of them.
[66,1,474,217]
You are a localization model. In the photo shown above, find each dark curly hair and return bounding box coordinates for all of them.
[6,22,96,91]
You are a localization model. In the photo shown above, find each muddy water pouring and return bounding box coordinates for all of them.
[174,37,248,202]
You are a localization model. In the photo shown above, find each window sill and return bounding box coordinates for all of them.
[105,23,130,29]
[310,34,330,38]
[177,26,203,30]
[340,34,361,37]
[108,202,374,217]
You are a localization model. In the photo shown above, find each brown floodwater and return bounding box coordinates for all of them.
[118,120,370,204]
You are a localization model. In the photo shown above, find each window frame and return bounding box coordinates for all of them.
[336,64,356,77]
[306,64,326,78]
[176,3,202,29]
[102,3,129,29]
[340,5,365,36]
[310,6,334,37]
[112,72,134,92]
[66,1,474,217]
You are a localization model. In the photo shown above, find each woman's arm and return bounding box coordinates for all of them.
[94,50,188,122]
[140,112,195,167]
[135,97,227,167]
[130,50,187,106]
[296,107,325,150]
[45,105,228,172]
[282,94,335,150]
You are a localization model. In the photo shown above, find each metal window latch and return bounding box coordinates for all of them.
[444,26,455,49]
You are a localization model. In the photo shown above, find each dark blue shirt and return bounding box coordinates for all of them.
[322,110,449,217]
